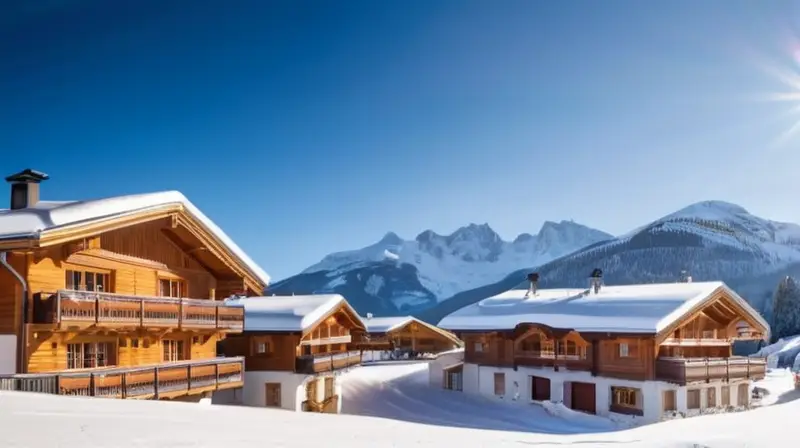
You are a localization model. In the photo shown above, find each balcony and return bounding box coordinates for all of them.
[295,351,361,374]
[656,357,767,385]
[32,290,244,332]
[0,357,244,399]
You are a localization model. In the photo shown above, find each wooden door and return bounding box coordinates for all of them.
[493,372,505,396]
[306,379,318,403]
[530,376,551,401]
[265,383,281,407]
[737,383,749,406]
[663,390,677,412]
[570,382,596,414]
[721,386,730,407]
[707,387,717,407]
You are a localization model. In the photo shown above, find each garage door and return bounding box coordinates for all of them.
[570,382,596,414]
[530,376,551,401]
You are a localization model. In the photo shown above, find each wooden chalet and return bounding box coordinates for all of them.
[0,169,269,400]
[355,315,462,354]
[218,294,366,413]
[436,276,769,423]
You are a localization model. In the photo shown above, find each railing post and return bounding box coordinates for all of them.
[121,373,127,399]
[90,374,96,396]
[215,363,219,389]
[56,292,62,324]
[178,300,184,329]
[139,299,144,327]
[187,365,192,391]
[726,359,730,382]
[154,367,159,399]
[54,374,61,395]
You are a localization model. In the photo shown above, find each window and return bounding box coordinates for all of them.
[493,372,505,396]
[474,341,484,352]
[702,330,715,339]
[131,338,139,348]
[444,369,463,391]
[65,270,109,292]
[618,341,638,358]
[611,386,638,408]
[159,278,186,298]
[67,342,113,369]
[163,340,185,362]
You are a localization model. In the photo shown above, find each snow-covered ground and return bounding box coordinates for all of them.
[340,361,618,434]
[752,368,799,406]
[1,362,797,447]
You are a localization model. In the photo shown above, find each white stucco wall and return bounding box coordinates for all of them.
[238,371,310,411]
[230,371,344,413]
[0,335,16,374]
[461,363,752,424]
[428,349,464,387]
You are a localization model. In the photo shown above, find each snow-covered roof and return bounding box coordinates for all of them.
[438,281,769,335]
[0,191,270,286]
[227,294,365,332]
[363,315,462,344]
[363,316,417,333]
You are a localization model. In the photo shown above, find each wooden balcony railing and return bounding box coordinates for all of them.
[300,335,352,346]
[32,290,244,332]
[514,346,593,371]
[0,357,244,399]
[655,356,767,385]
[295,351,361,374]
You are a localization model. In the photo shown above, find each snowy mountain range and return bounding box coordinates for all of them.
[270,200,800,322]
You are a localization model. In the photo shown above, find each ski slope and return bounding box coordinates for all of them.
[0,363,797,447]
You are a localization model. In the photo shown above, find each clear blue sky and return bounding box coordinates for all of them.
[3,0,800,281]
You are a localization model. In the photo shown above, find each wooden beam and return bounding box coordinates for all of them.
[160,228,217,275]
[711,299,738,319]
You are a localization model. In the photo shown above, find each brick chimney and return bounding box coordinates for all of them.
[5,169,49,210]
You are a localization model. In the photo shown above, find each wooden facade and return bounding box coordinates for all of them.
[0,174,267,400]
[222,300,365,375]
[355,318,462,353]
[220,299,365,412]
[453,288,768,415]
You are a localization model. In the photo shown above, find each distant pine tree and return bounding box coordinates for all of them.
[770,276,800,342]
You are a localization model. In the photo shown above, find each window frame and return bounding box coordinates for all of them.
[66,341,114,369]
[162,339,186,362]
[65,268,111,292]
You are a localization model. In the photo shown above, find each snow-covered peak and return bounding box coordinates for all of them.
[379,231,403,246]
[663,200,751,222]
[299,220,612,300]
